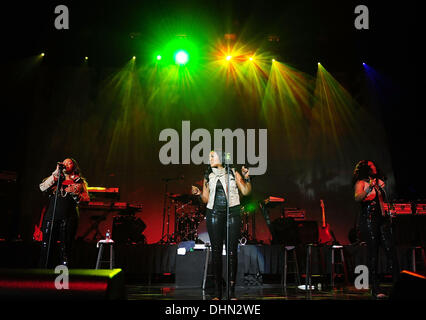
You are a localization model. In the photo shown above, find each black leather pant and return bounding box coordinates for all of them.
[359,204,399,294]
[206,206,241,298]
[38,215,78,268]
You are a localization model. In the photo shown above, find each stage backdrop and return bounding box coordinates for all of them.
[5,55,393,245]
[0,1,400,245]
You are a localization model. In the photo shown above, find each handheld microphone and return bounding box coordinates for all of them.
[57,162,65,168]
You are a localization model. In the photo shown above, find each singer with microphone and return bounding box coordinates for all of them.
[353,160,399,299]
[38,158,90,268]
[191,150,251,300]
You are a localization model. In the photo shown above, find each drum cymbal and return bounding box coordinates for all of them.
[170,193,198,203]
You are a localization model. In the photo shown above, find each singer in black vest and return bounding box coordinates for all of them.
[353,160,399,299]
[192,151,252,300]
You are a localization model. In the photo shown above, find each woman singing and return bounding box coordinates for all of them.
[353,160,399,299]
[39,158,90,268]
[192,151,252,300]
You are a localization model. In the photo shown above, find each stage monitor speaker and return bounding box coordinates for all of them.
[0,268,125,300]
[390,270,425,300]
[175,251,205,288]
[175,249,245,289]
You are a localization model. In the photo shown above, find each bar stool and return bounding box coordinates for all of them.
[95,239,115,269]
[305,244,316,292]
[282,246,301,289]
[411,246,426,272]
[331,245,348,288]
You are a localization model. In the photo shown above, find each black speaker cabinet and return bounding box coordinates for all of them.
[175,250,206,288]
[0,268,125,300]
[271,218,318,245]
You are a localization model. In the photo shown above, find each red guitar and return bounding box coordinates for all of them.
[33,205,46,242]
[318,199,336,244]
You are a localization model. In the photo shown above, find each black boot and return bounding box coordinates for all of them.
[370,271,386,299]
[213,278,223,300]
[229,281,237,300]
[38,220,52,268]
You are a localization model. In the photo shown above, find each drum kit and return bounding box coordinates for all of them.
[163,193,257,244]
[170,193,204,242]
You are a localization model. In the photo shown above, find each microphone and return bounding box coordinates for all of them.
[224,153,232,166]
[57,162,65,168]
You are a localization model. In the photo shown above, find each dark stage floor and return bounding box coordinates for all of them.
[125,283,388,300]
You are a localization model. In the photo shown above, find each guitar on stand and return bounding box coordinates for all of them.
[318,199,337,245]
[33,205,46,242]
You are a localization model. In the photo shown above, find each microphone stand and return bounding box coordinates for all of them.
[160,178,171,244]
[159,176,183,244]
[45,169,64,268]
[225,160,231,300]
[377,182,393,222]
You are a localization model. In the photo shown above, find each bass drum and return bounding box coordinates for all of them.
[196,217,210,244]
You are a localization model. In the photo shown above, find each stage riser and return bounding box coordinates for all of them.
[1,243,424,283]
[0,269,125,300]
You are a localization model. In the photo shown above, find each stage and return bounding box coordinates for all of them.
[0,240,424,300]
[0,0,422,306]
[125,282,377,300]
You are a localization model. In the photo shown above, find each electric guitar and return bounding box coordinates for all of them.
[318,199,337,244]
[33,206,46,242]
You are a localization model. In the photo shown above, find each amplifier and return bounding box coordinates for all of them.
[416,204,426,214]
[284,208,305,220]
[384,203,412,215]
[383,203,426,215]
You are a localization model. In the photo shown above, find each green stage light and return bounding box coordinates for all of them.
[157,55,162,61]
[174,50,189,65]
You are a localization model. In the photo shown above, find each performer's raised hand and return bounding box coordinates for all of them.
[191,185,201,196]
[241,166,250,179]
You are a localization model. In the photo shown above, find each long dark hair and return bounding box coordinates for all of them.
[68,157,88,186]
[352,160,385,186]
